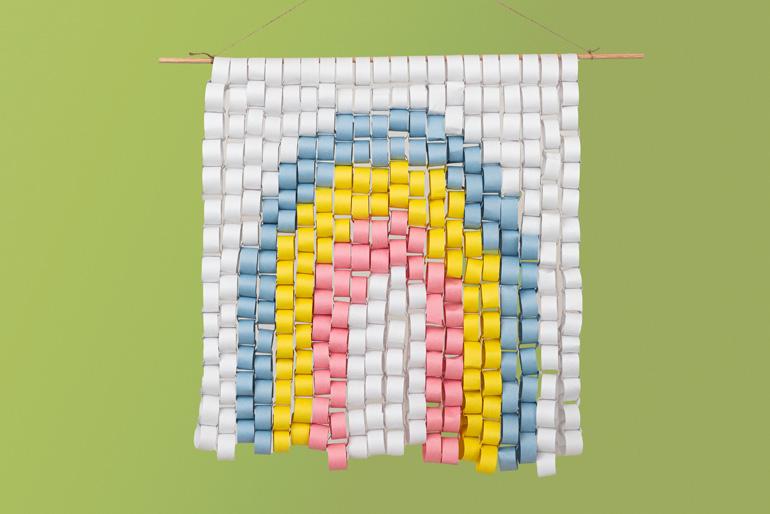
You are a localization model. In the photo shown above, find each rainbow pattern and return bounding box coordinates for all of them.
[195,55,583,476]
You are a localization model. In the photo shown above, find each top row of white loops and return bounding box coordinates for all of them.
[265,58,283,86]
[500,55,521,84]
[283,58,301,84]
[229,58,249,84]
[355,58,372,85]
[521,54,578,85]
[424,56,442,83]
[336,58,355,84]
[446,56,462,81]
[463,55,482,84]
[447,55,522,84]
[211,57,230,84]
[226,54,575,85]
[481,55,501,84]
[319,58,336,82]
[300,58,320,85]
[561,54,578,82]
[248,58,265,81]
[390,56,409,83]
[408,56,428,84]
[540,55,560,86]
[372,57,390,84]
[521,54,540,84]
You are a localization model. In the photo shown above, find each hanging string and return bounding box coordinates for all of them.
[214,0,310,56]
[496,1,598,55]
[175,0,618,62]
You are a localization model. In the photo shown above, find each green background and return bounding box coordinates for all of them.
[2,0,768,512]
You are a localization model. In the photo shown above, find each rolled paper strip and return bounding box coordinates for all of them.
[441,437,460,464]
[330,412,348,439]
[423,433,443,463]
[328,328,349,353]
[327,443,348,470]
[329,353,347,378]
[520,403,537,432]
[312,315,332,341]
[443,407,462,433]
[316,264,334,289]
[334,243,352,268]
[518,432,537,463]
[367,430,386,456]
[426,407,443,433]
[476,445,498,473]
[308,424,330,450]
[386,430,406,456]
[425,377,443,403]
[347,435,368,459]
[331,302,350,328]
[443,380,463,406]
[332,270,351,297]
[254,430,273,454]
[501,414,520,445]
[313,368,331,394]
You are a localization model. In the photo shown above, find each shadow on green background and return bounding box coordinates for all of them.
[1,1,767,512]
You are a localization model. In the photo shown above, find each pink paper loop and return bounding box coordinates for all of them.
[313,290,333,315]
[350,276,368,303]
[444,355,464,380]
[445,328,464,355]
[313,342,330,370]
[426,262,445,293]
[330,380,347,408]
[313,369,331,394]
[426,294,445,325]
[329,352,348,378]
[329,412,348,440]
[315,263,334,290]
[331,301,350,328]
[440,437,459,464]
[389,239,407,265]
[444,303,464,328]
[333,243,352,269]
[308,423,329,450]
[390,211,408,236]
[369,249,390,273]
[311,315,332,342]
[371,220,389,248]
[351,244,370,271]
[311,397,330,425]
[327,442,348,470]
[425,377,443,403]
[426,351,444,378]
[328,328,349,353]
[407,227,427,254]
[422,433,443,463]
[333,269,352,297]
[352,220,370,244]
[444,278,463,303]
[425,326,446,352]
[442,407,462,433]
[426,406,444,433]
[443,380,463,407]
[407,256,425,280]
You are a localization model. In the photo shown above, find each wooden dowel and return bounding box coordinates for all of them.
[158,53,644,64]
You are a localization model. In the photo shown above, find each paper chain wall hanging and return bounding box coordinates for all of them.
[194,54,583,476]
